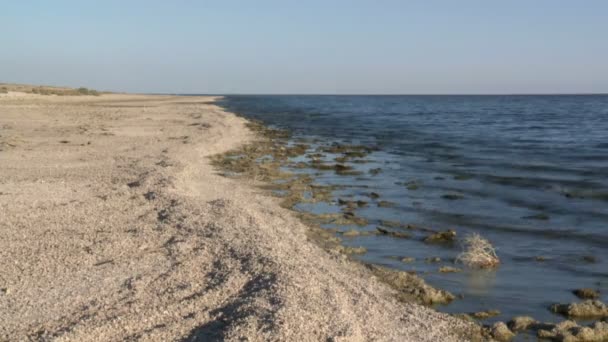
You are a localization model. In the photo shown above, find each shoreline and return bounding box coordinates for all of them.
[0,92,480,340]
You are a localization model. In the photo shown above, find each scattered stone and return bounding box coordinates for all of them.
[425,257,442,263]
[337,198,358,209]
[341,246,367,255]
[377,200,397,208]
[0,287,10,295]
[369,168,382,175]
[406,183,420,190]
[376,227,411,239]
[490,322,515,342]
[341,229,361,237]
[439,266,462,273]
[573,288,600,300]
[424,229,456,243]
[535,256,548,261]
[291,162,308,169]
[143,191,156,200]
[368,192,381,199]
[321,144,370,155]
[356,200,368,207]
[334,164,352,172]
[59,140,70,144]
[537,319,608,342]
[453,313,476,323]
[442,193,464,200]
[401,257,415,263]
[583,255,598,263]
[508,316,538,332]
[127,180,141,188]
[470,309,500,319]
[157,209,170,222]
[550,300,608,318]
[307,153,325,159]
[368,265,455,305]
[379,220,407,229]
[340,212,368,226]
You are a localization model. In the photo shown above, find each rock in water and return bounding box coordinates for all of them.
[507,316,537,332]
[368,265,455,305]
[439,266,462,273]
[550,300,608,318]
[490,322,515,342]
[424,229,456,243]
[538,320,608,341]
[470,309,500,319]
[573,288,600,300]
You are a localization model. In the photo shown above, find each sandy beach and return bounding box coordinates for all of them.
[0,92,479,341]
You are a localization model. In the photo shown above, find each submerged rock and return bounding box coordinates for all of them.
[490,322,515,342]
[425,257,442,263]
[336,245,367,255]
[334,163,352,172]
[368,265,455,305]
[368,192,381,199]
[551,300,608,318]
[454,174,473,181]
[356,200,368,207]
[341,229,375,237]
[321,144,371,155]
[583,255,598,263]
[439,266,462,273]
[375,227,411,239]
[401,257,415,263]
[470,309,500,320]
[573,288,600,300]
[424,229,456,243]
[378,220,408,229]
[369,168,383,175]
[341,229,361,237]
[339,212,369,226]
[377,200,397,208]
[406,183,420,190]
[442,193,465,200]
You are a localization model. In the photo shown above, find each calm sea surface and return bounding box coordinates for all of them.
[218,95,608,324]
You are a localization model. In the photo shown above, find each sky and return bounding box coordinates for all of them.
[1,1,607,94]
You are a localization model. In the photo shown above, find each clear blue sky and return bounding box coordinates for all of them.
[1,1,607,94]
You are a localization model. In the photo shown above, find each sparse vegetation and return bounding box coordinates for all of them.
[1,83,101,96]
[76,87,99,96]
[457,233,500,268]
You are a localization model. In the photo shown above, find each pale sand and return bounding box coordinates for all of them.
[0,94,477,341]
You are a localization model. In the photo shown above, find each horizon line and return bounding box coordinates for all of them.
[158,92,608,96]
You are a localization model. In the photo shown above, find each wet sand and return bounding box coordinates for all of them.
[0,92,478,341]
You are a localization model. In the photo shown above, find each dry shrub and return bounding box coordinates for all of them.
[457,233,500,268]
